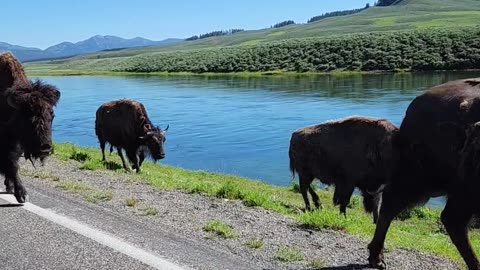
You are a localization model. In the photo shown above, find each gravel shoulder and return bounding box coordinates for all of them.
[18,157,459,270]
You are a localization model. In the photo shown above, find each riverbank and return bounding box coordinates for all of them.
[23,65,388,77]
[24,142,477,268]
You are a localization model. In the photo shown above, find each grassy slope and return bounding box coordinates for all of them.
[24,0,480,75]
[74,0,480,56]
[52,142,479,268]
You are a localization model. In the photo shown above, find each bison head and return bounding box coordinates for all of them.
[140,124,169,161]
[6,80,60,162]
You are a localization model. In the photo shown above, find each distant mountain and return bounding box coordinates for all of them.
[0,35,182,62]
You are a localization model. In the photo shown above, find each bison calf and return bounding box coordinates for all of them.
[289,116,397,223]
[95,99,168,173]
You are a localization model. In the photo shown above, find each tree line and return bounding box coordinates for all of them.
[272,20,296,28]
[375,0,402,6]
[111,27,480,74]
[186,29,245,41]
[308,4,370,23]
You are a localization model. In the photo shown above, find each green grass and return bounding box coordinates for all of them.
[274,246,304,262]
[310,259,326,269]
[203,220,240,239]
[141,207,159,216]
[245,239,264,249]
[56,180,113,203]
[125,197,137,207]
[50,142,480,267]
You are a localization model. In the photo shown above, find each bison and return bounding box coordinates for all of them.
[367,78,480,269]
[0,80,60,202]
[95,99,168,173]
[289,116,397,223]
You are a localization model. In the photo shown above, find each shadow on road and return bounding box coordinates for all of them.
[319,264,373,270]
[0,203,23,208]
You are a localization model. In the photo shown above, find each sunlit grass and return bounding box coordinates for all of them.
[203,219,239,239]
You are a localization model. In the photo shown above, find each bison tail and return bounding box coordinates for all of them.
[288,148,296,179]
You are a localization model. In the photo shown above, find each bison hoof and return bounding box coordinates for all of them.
[14,186,27,203]
[369,259,386,269]
[368,253,386,269]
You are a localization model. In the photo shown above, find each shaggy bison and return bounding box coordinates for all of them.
[368,78,480,269]
[0,80,60,202]
[95,99,168,173]
[289,116,397,223]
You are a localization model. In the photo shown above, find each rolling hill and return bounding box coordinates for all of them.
[64,0,480,60]
[25,0,480,74]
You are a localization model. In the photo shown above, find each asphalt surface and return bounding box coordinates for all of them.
[0,180,262,270]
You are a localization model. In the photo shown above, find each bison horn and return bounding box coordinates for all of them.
[164,124,169,132]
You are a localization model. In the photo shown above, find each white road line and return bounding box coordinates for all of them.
[0,194,188,270]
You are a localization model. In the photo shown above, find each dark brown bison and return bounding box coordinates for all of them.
[0,52,32,191]
[289,116,397,223]
[0,80,60,202]
[95,99,168,173]
[367,78,480,269]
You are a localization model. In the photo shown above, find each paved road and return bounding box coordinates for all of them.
[0,179,261,270]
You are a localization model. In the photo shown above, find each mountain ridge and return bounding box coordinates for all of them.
[0,35,182,62]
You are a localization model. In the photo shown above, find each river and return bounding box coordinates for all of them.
[35,71,480,207]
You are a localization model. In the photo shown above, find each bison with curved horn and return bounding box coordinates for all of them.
[289,116,397,223]
[95,99,168,173]
[368,78,480,269]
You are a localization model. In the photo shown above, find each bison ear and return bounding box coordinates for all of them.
[6,94,20,109]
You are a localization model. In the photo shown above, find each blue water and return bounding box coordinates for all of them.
[34,72,480,207]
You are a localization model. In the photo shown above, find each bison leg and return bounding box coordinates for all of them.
[333,183,354,216]
[117,147,131,172]
[441,196,480,270]
[4,161,26,203]
[126,149,141,173]
[368,187,413,269]
[372,193,383,224]
[138,149,146,168]
[299,175,313,211]
[308,185,321,209]
[4,177,14,193]
[100,141,106,161]
[362,190,383,224]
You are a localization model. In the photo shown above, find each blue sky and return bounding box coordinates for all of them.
[4,1,374,49]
